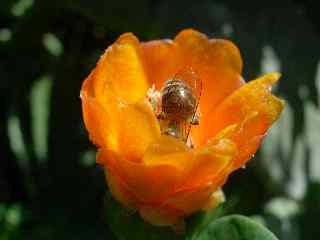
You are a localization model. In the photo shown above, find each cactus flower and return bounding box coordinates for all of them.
[80,29,284,226]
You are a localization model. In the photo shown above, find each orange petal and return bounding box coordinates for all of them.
[164,184,217,215]
[174,29,244,116]
[141,29,244,117]
[143,135,195,172]
[104,163,139,209]
[220,114,269,170]
[82,94,160,162]
[160,137,236,215]
[81,93,118,151]
[204,72,285,168]
[141,133,236,201]
[141,40,179,89]
[82,32,149,105]
[172,29,245,146]
[100,149,184,203]
[103,149,184,226]
[117,99,161,162]
[141,29,245,147]
[179,138,237,191]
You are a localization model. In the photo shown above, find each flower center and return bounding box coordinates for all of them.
[147,77,200,149]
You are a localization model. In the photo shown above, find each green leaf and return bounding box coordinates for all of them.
[103,192,182,240]
[189,215,278,240]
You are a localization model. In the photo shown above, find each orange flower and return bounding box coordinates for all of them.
[80,29,284,226]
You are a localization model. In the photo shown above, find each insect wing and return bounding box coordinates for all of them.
[173,68,202,143]
[173,68,202,103]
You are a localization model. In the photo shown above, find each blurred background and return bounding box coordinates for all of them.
[1,0,320,239]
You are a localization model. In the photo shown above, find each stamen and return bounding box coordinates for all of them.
[146,84,161,114]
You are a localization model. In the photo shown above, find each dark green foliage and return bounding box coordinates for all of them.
[1,0,320,239]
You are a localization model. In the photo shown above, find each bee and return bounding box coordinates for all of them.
[157,69,202,146]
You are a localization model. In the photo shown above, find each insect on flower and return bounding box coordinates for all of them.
[80,29,285,226]
[156,69,202,147]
